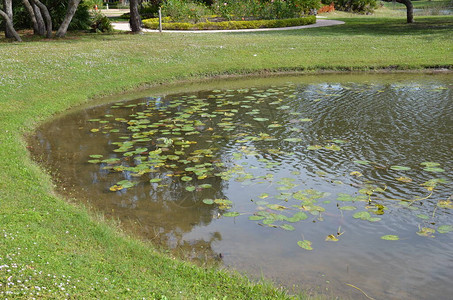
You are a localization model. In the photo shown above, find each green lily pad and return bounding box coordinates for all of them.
[280,224,295,231]
[202,199,214,205]
[353,211,371,220]
[297,240,313,251]
[416,214,430,220]
[437,225,453,234]
[390,165,411,171]
[381,235,399,241]
[423,167,445,173]
[340,206,357,211]
[420,162,440,167]
[181,176,192,182]
[249,215,265,221]
[417,227,435,237]
[185,186,196,192]
[224,212,240,217]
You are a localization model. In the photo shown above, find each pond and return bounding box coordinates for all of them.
[30,74,453,299]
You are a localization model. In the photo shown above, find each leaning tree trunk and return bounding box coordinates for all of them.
[22,0,41,35]
[0,9,22,41]
[400,0,414,23]
[382,0,414,23]
[3,0,13,38]
[129,0,142,33]
[30,0,46,36]
[30,0,52,38]
[55,0,81,37]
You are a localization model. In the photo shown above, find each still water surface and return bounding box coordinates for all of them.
[31,74,453,299]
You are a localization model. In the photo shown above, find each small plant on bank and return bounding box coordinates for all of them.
[90,12,114,33]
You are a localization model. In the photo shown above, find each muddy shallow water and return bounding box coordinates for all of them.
[30,74,453,299]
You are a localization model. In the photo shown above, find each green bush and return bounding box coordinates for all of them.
[211,0,320,20]
[90,11,113,33]
[325,0,378,14]
[143,15,316,30]
[161,0,211,23]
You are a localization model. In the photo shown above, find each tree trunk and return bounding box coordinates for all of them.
[30,0,46,36]
[22,0,40,35]
[129,0,142,33]
[30,0,52,38]
[399,0,414,23]
[55,0,81,37]
[3,0,13,38]
[0,9,22,41]
[382,0,414,23]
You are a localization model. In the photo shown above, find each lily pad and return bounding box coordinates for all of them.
[280,224,295,231]
[224,212,240,217]
[417,227,435,237]
[390,165,411,171]
[381,235,399,241]
[297,240,313,251]
[423,167,445,173]
[437,225,453,234]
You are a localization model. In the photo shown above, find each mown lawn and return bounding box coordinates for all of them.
[0,14,451,298]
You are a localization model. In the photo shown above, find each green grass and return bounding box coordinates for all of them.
[0,14,452,298]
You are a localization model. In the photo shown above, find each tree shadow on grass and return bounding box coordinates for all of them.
[230,16,453,37]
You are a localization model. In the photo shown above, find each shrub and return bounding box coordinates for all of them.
[324,0,377,14]
[143,15,316,30]
[90,11,113,33]
[161,0,211,23]
[211,0,320,20]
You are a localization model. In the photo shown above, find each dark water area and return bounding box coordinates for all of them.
[30,74,453,299]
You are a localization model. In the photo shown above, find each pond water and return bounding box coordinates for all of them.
[30,74,453,299]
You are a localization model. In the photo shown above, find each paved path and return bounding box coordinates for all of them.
[112,18,344,33]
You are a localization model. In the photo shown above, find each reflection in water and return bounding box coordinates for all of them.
[30,74,453,299]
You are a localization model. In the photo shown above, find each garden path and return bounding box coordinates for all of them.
[112,18,345,33]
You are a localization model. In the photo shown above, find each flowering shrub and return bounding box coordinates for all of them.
[318,3,335,13]
[322,0,377,13]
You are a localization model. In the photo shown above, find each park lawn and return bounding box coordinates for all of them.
[0,15,452,298]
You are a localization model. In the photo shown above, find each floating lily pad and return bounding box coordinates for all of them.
[396,176,412,183]
[185,186,196,192]
[390,165,411,171]
[297,240,313,251]
[417,227,435,237]
[416,214,430,220]
[381,235,399,241]
[437,225,453,234]
[340,206,357,211]
[224,212,240,217]
[420,162,440,167]
[423,167,445,173]
[202,199,214,205]
[280,224,295,231]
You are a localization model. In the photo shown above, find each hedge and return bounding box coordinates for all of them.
[142,16,316,30]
